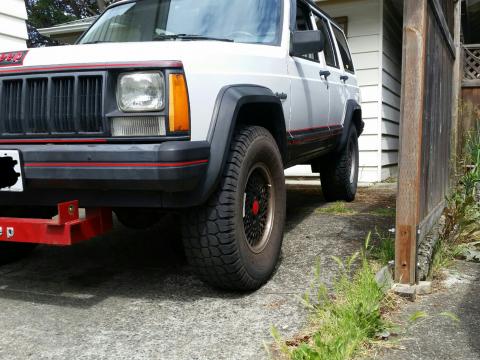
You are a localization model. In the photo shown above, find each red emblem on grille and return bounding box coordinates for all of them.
[0,51,28,67]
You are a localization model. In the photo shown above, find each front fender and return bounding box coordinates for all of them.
[163,85,286,207]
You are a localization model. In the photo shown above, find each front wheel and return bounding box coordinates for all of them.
[182,126,286,291]
[320,126,359,202]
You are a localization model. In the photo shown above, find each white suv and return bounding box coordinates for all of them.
[0,0,363,290]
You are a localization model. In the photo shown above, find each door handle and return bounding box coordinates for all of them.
[340,75,349,82]
[320,70,331,79]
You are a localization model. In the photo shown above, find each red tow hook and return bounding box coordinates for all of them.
[0,200,113,246]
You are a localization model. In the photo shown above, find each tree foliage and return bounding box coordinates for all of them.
[25,0,115,47]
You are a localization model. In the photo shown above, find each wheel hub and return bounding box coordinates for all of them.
[243,164,274,253]
[252,199,260,216]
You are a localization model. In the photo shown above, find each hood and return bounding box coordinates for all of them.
[13,41,284,71]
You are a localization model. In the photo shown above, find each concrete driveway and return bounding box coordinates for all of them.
[377,261,480,360]
[0,184,395,360]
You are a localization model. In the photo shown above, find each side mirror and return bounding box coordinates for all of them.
[290,30,325,57]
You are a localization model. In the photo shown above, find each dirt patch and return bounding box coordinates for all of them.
[355,185,397,210]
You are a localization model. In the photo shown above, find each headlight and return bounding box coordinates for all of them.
[117,72,165,112]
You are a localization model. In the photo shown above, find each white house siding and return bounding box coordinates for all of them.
[0,0,28,52]
[381,0,403,179]
[286,0,383,183]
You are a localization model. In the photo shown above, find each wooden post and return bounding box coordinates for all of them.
[395,0,429,284]
[450,0,463,183]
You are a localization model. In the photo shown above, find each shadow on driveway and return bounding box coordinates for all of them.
[0,184,397,360]
[0,186,342,309]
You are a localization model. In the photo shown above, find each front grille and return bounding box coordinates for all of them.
[2,80,22,134]
[0,73,105,137]
[79,76,103,133]
[26,78,48,133]
[52,77,74,133]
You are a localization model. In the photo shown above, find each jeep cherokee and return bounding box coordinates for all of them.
[0,0,363,290]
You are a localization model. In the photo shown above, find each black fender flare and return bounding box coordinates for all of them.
[204,85,287,200]
[336,99,363,152]
[163,85,287,207]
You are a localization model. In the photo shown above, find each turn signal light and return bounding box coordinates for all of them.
[168,74,190,133]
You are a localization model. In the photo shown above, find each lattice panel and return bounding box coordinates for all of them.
[465,47,480,80]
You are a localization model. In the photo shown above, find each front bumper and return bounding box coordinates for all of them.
[0,141,210,208]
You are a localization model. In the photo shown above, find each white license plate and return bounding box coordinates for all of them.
[0,150,23,192]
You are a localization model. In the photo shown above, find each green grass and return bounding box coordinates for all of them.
[316,202,357,216]
[368,207,396,218]
[369,231,395,265]
[431,241,456,277]
[431,236,465,277]
[272,235,388,360]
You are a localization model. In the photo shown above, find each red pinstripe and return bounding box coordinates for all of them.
[24,159,208,168]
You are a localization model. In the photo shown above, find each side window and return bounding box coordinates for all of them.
[332,25,355,73]
[294,4,317,62]
[314,15,339,68]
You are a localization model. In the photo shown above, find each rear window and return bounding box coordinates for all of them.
[332,26,355,73]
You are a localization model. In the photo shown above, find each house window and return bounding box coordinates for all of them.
[333,16,348,37]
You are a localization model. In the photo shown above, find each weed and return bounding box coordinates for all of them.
[369,230,395,265]
[273,235,388,360]
[456,241,480,262]
[407,310,460,330]
[431,129,480,276]
[316,202,357,216]
[445,130,480,244]
[368,207,396,218]
[431,239,463,278]
[408,310,429,323]
[382,177,397,184]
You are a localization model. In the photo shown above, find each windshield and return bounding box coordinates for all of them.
[79,0,283,45]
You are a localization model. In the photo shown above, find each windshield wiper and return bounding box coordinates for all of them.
[83,40,114,44]
[153,34,234,42]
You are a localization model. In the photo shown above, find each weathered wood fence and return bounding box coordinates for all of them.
[395,0,460,284]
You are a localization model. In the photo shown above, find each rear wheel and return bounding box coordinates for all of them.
[0,207,55,265]
[182,126,286,291]
[320,126,359,202]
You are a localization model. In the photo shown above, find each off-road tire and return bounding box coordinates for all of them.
[182,126,286,291]
[320,126,359,202]
[0,207,55,265]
